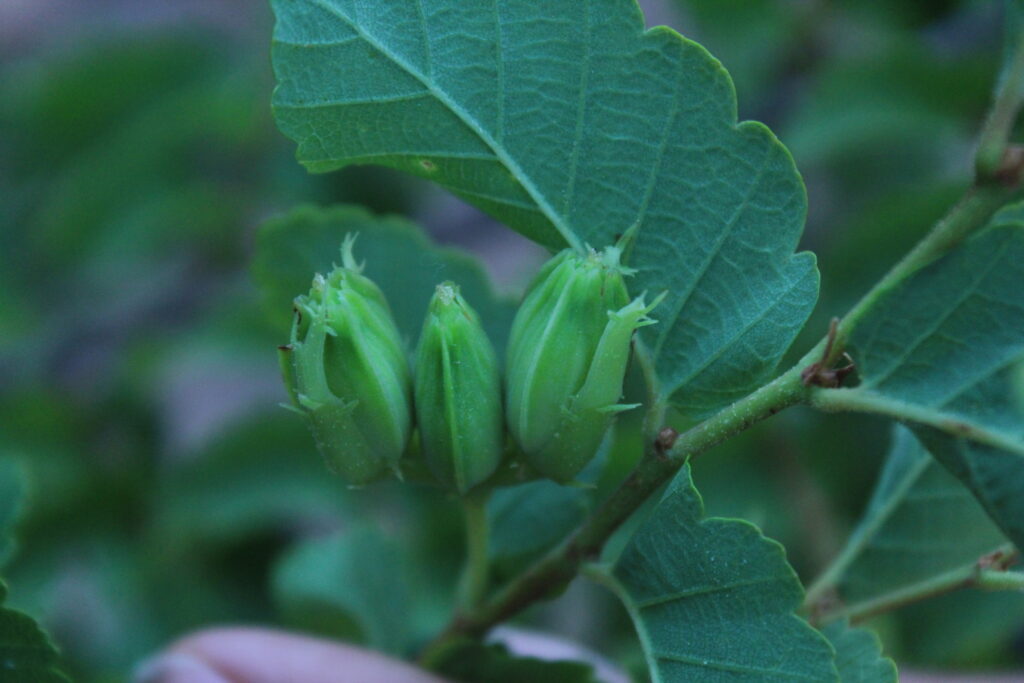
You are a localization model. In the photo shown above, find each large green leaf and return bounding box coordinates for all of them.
[598,465,837,682]
[0,581,69,683]
[820,620,896,683]
[272,527,413,655]
[814,427,1007,609]
[269,0,818,415]
[252,205,515,354]
[823,221,1024,548]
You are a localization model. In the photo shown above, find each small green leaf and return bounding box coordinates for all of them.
[271,527,412,655]
[431,641,598,683]
[488,481,590,582]
[820,620,896,683]
[0,581,69,683]
[813,427,1007,609]
[252,204,515,353]
[824,220,1024,548]
[0,459,23,566]
[488,440,613,580]
[269,0,818,416]
[153,412,352,548]
[599,465,837,682]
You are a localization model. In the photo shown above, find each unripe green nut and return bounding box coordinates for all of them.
[506,245,661,482]
[414,283,504,493]
[279,235,412,485]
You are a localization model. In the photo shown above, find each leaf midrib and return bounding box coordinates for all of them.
[300,0,582,251]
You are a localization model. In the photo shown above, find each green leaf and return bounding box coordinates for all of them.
[598,465,837,682]
[487,439,614,580]
[269,0,818,416]
[811,427,1007,609]
[824,221,1024,548]
[488,481,590,582]
[820,620,896,683]
[431,641,597,683]
[153,412,352,549]
[271,527,412,655]
[0,459,23,567]
[0,581,69,683]
[252,204,515,354]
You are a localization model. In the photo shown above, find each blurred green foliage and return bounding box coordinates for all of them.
[0,1,1021,680]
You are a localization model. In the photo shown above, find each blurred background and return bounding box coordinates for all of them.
[1,0,1021,680]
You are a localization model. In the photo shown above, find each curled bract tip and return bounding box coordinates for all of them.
[340,232,364,273]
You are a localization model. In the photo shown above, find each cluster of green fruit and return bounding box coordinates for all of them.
[279,235,660,493]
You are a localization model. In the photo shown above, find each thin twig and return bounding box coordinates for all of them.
[817,546,1020,626]
[977,5,1024,181]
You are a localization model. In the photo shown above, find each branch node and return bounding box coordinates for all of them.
[977,547,1018,572]
[806,588,841,627]
[801,319,856,388]
[993,144,1024,187]
[655,427,679,456]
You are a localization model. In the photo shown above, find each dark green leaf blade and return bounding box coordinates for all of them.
[488,480,590,583]
[0,582,69,683]
[272,527,413,656]
[487,441,614,581]
[821,620,896,683]
[153,412,351,548]
[829,220,1024,548]
[252,204,515,354]
[601,465,837,682]
[819,427,1008,608]
[269,0,818,416]
[0,463,68,683]
[0,459,23,566]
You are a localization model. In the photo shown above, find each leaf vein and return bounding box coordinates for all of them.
[652,149,772,364]
[634,575,779,609]
[666,258,810,394]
